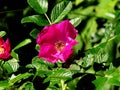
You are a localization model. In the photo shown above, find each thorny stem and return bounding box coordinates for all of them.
[44,13,52,25]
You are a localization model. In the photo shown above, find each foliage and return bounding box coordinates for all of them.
[0,0,120,90]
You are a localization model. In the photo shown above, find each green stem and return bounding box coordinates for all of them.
[61,80,67,90]
[18,81,31,90]
[44,13,52,25]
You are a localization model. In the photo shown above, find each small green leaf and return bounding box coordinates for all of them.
[0,31,6,37]
[3,58,19,74]
[13,39,31,51]
[29,28,40,39]
[51,1,72,23]
[21,15,49,26]
[70,17,81,27]
[11,51,19,60]
[27,0,48,14]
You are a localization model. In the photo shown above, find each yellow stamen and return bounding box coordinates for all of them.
[55,41,65,52]
[0,45,4,54]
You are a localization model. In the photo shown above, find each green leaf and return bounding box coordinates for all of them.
[0,80,9,90]
[13,38,31,51]
[70,17,81,27]
[67,78,80,90]
[21,15,49,26]
[81,54,94,67]
[74,34,83,54]
[3,58,19,74]
[11,51,19,60]
[27,0,48,14]
[29,28,39,39]
[95,0,117,19]
[75,0,83,6]
[93,77,111,90]
[81,17,97,49]
[107,67,120,86]
[32,56,54,70]
[0,31,6,37]
[9,73,33,86]
[48,68,72,80]
[68,6,94,19]
[51,1,72,23]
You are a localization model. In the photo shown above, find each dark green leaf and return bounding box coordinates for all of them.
[21,15,49,26]
[27,0,48,14]
[29,28,39,39]
[51,1,72,23]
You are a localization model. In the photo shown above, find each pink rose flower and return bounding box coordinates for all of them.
[36,20,78,63]
[0,37,11,59]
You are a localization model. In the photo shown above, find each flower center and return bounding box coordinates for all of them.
[55,41,65,52]
[0,47,4,54]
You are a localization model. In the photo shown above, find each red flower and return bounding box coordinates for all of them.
[36,20,78,63]
[0,37,11,59]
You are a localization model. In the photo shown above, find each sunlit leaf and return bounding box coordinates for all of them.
[70,17,81,27]
[51,1,72,23]
[3,58,19,74]
[21,15,49,26]
[27,0,48,14]
[0,31,6,37]
[75,0,83,6]
[95,0,117,19]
